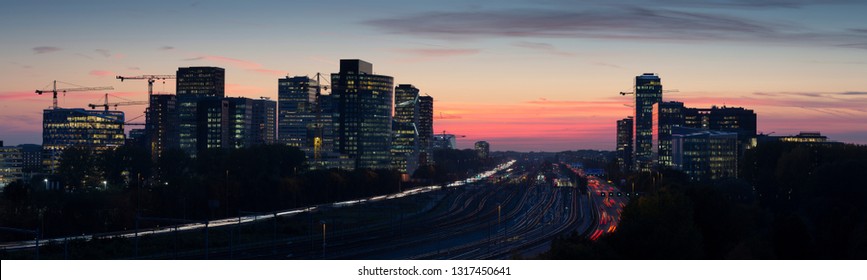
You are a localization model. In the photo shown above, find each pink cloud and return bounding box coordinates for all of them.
[89,70,116,77]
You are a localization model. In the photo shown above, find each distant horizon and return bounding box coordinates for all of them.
[2,0,865,151]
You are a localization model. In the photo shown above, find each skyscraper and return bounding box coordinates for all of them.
[391,84,420,174]
[653,101,685,168]
[196,98,229,151]
[633,73,663,172]
[616,117,633,171]
[331,59,394,169]
[278,76,318,148]
[176,66,225,155]
[251,98,277,146]
[147,94,177,161]
[417,95,434,165]
[225,97,253,149]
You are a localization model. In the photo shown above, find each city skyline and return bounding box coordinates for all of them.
[2,0,866,151]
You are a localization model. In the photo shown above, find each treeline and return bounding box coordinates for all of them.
[412,148,496,184]
[543,142,867,259]
[1,145,492,240]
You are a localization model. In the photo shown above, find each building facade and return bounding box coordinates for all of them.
[671,126,739,181]
[652,101,685,168]
[278,76,318,148]
[616,117,633,171]
[251,98,277,146]
[683,105,756,148]
[417,95,434,165]
[391,84,421,174]
[331,59,394,169]
[42,108,125,173]
[0,145,23,189]
[147,94,177,161]
[633,73,663,172]
[176,66,225,155]
[475,141,490,159]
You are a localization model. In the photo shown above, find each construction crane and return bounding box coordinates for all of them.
[619,89,679,96]
[88,94,148,111]
[116,75,176,97]
[35,80,114,109]
[438,130,467,138]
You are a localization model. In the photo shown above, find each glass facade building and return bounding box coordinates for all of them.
[42,108,125,173]
[251,98,277,146]
[331,59,394,170]
[176,67,225,155]
[652,101,685,168]
[633,73,663,172]
[391,84,420,174]
[616,117,633,171]
[278,76,318,148]
[671,126,738,181]
[147,94,177,161]
[417,95,434,165]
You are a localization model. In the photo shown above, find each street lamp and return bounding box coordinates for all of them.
[44,178,48,190]
[102,180,107,189]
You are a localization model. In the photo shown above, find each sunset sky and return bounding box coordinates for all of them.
[1,0,865,151]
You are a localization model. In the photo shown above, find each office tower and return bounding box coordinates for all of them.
[251,98,277,146]
[0,145,23,189]
[616,117,634,171]
[417,95,434,165]
[225,97,253,149]
[652,101,685,168]
[633,73,663,172]
[671,126,738,181]
[42,108,125,173]
[147,94,177,161]
[683,106,756,147]
[474,141,490,159]
[331,59,394,169]
[278,76,318,148]
[128,128,148,148]
[196,98,229,151]
[391,84,421,174]
[176,67,225,155]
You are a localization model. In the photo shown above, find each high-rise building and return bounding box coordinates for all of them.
[331,59,394,169]
[652,101,685,168]
[0,145,23,189]
[251,98,277,146]
[391,84,420,174]
[196,98,229,151]
[474,141,490,159]
[616,117,633,171]
[147,94,177,161]
[683,105,756,148]
[278,76,318,148]
[417,95,434,165]
[633,73,663,172]
[42,108,125,173]
[176,66,225,155]
[671,126,738,181]
[226,97,253,149]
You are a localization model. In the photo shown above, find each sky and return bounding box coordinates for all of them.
[1,0,865,151]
